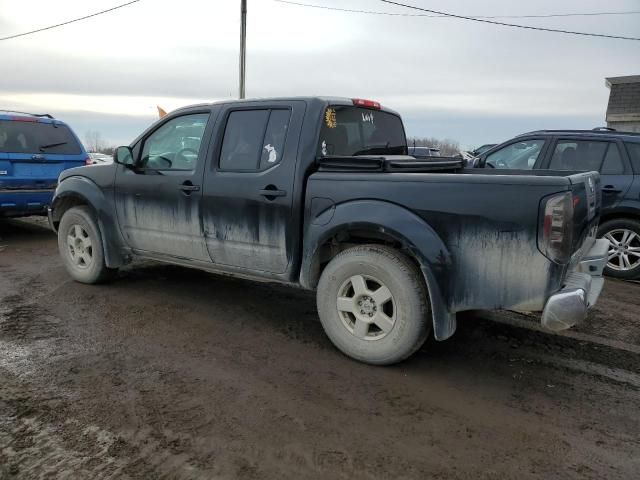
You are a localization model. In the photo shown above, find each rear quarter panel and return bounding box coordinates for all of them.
[305,172,571,313]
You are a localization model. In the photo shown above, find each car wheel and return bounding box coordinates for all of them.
[316,245,431,365]
[58,206,116,284]
[598,218,640,280]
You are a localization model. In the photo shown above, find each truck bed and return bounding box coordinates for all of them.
[304,168,600,314]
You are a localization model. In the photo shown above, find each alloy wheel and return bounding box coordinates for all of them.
[604,228,640,271]
[67,224,94,269]
[336,274,396,341]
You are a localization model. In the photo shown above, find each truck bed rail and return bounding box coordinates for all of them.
[316,155,464,173]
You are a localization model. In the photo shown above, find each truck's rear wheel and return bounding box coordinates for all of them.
[316,245,430,365]
[598,218,640,280]
[58,206,115,284]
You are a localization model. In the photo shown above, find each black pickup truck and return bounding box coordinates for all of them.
[49,97,608,365]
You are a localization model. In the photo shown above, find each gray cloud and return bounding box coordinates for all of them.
[1,0,638,146]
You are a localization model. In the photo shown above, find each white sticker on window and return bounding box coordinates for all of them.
[362,112,374,124]
[321,140,327,156]
[264,144,277,163]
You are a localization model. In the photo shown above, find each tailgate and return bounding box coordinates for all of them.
[567,171,601,255]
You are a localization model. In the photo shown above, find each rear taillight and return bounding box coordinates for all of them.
[352,98,381,109]
[540,192,574,264]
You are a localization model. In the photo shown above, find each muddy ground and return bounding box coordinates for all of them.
[0,217,638,479]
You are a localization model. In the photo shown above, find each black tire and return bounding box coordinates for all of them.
[598,218,640,280]
[58,206,116,284]
[316,245,431,365]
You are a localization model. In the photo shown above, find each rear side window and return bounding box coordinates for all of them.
[260,110,290,170]
[0,120,81,155]
[219,109,291,171]
[600,143,625,175]
[318,106,407,156]
[625,142,640,173]
[549,140,608,171]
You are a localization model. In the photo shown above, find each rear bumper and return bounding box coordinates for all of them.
[541,238,608,331]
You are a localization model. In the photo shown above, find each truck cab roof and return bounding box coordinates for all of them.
[169,97,401,117]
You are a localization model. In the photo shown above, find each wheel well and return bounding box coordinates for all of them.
[51,195,90,230]
[599,212,640,228]
[308,229,422,288]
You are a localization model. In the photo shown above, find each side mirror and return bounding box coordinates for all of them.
[114,146,134,166]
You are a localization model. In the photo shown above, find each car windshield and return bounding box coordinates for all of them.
[318,106,407,156]
[0,120,82,155]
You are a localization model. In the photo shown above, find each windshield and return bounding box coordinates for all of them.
[318,106,407,157]
[0,120,82,155]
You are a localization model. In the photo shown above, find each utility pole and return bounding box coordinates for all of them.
[239,0,247,99]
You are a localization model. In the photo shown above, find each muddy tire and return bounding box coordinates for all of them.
[316,245,431,365]
[598,218,640,280]
[58,206,116,284]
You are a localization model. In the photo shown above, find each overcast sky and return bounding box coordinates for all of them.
[1,0,639,148]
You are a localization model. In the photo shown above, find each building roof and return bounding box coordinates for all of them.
[606,75,640,87]
[605,75,640,121]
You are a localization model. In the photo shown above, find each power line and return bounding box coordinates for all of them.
[379,0,640,41]
[0,0,142,42]
[275,0,640,20]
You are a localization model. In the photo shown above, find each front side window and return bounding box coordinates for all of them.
[140,113,209,170]
[219,109,291,171]
[548,140,608,171]
[318,106,406,157]
[485,139,544,169]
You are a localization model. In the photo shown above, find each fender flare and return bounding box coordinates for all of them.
[51,176,128,268]
[301,199,456,340]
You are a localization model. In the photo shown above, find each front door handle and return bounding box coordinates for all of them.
[180,181,200,195]
[602,185,621,193]
[259,185,286,200]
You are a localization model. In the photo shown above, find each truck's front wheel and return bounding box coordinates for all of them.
[316,245,431,365]
[58,206,115,284]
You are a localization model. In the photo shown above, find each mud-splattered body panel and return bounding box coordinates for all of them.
[304,171,598,313]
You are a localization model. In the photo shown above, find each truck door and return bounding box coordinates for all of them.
[114,111,213,262]
[201,100,305,274]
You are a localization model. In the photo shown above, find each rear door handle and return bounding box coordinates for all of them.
[602,185,621,193]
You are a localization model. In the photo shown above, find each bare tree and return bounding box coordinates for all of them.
[84,130,105,153]
[407,137,461,157]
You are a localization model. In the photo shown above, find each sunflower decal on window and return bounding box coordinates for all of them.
[325,108,337,129]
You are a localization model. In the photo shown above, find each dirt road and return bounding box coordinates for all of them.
[1,218,639,479]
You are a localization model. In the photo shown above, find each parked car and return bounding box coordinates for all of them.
[87,152,113,165]
[470,143,497,157]
[459,144,497,166]
[0,111,88,218]
[477,129,640,279]
[408,146,440,157]
[48,97,607,365]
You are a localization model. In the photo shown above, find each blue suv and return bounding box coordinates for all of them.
[0,111,88,218]
[476,129,640,279]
